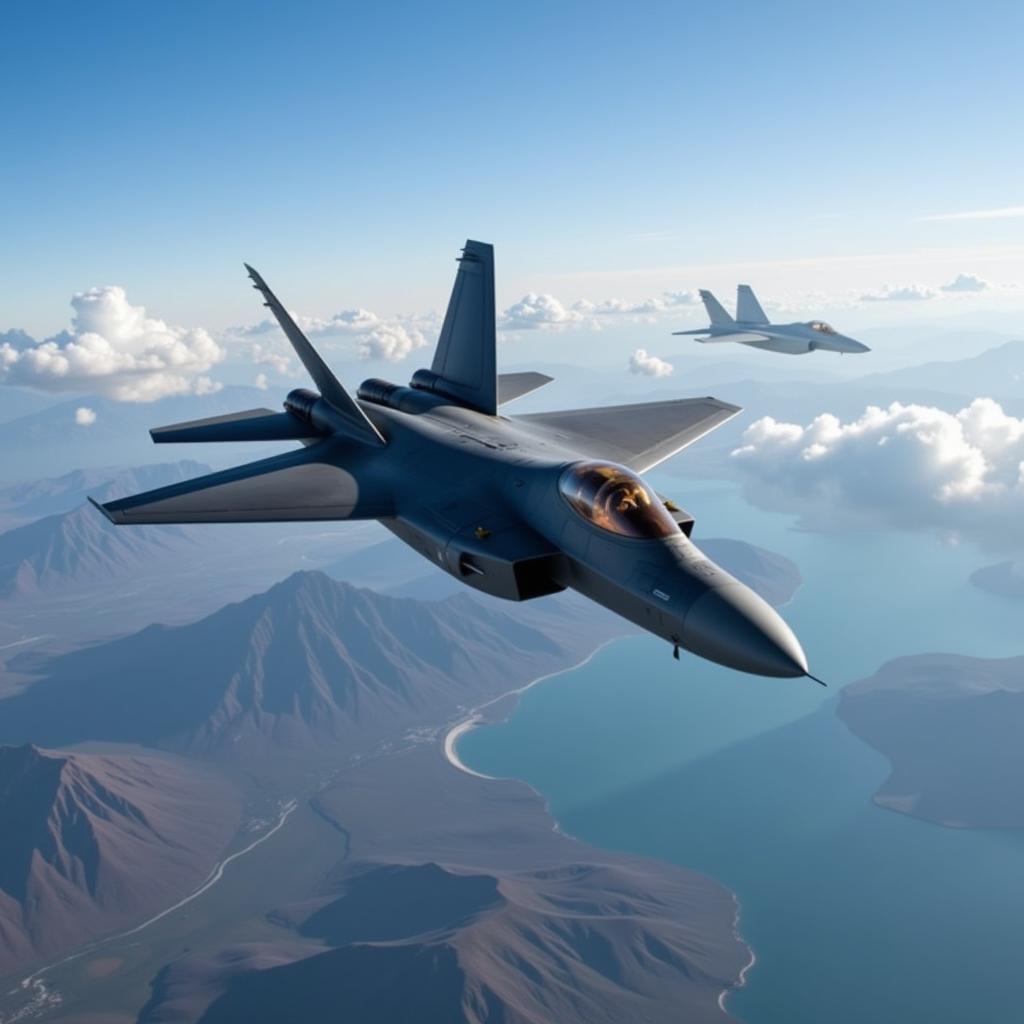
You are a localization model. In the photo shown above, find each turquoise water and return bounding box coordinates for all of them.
[458,481,1024,1023]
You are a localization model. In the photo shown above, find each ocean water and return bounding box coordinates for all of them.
[458,480,1024,1023]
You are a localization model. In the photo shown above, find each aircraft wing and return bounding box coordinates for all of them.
[514,397,742,473]
[671,330,770,344]
[91,446,388,524]
[150,408,320,443]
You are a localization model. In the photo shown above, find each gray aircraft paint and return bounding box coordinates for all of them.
[675,284,870,355]
[93,241,813,681]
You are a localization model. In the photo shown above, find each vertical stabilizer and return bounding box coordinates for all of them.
[699,290,734,326]
[425,240,497,415]
[736,284,769,325]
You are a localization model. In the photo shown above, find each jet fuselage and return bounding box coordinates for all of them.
[324,379,809,679]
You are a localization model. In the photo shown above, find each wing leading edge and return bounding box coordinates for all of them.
[92,446,390,524]
[514,397,741,473]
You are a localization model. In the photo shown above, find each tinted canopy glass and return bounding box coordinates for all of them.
[810,320,836,334]
[559,462,679,539]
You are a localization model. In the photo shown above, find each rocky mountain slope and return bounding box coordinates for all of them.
[0,744,240,975]
[141,859,741,1024]
[0,571,615,756]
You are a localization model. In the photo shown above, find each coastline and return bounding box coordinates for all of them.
[718,892,757,1013]
[440,635,756,1017]
[441,638,618,778]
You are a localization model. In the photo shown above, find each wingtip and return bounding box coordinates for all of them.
[87,496,118,524]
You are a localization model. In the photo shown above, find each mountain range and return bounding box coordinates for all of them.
[140,859,741,1024]
[0,571,615,757]
[0,744,240,975]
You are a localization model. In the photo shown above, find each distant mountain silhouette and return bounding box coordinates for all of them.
[0,572,606,755]
[0,461,214,597]
[0,744,239,974]
[0,387,277,480]
[857,340,1024,399]
[0,460,209,530]
[140,860,738,1024]
[0,504,204,599]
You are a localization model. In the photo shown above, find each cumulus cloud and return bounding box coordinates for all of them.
[0,287,224,401]
[74,406,96,426]
[230,304,433,364]
[254,372,269,390]
[629,348,674,377]
[234,307,380,339]
[502,288,700,331]
[731,398,1024,544]
[501,293,585,330]
[356,324,428,362]
[248,340,295,376]
[941,273,990,293]
[860,283,937,303]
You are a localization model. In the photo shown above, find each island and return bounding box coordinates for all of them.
[839,652,1024,829]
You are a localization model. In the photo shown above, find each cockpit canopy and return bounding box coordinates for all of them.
[809,320,836,334]
[559,462,680,539]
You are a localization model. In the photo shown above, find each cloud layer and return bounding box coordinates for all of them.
[1,287,224,401]
[499,289,699,331]
[231,306,429,368]
[731,399,1024,545]
[860,283,937,302]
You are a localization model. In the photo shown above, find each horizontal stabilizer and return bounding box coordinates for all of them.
[151,408,320,444]
[244,264,385,446]
[497,371,554,406]
[515,396,741,473]
[677,331,771,344]
[91,447,390,524]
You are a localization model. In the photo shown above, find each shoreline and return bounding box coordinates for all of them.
[440,635,756,1016]
[441,638,618,778]
[718,892,757,1013]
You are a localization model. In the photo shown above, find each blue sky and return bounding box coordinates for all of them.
[3,1,1023,358]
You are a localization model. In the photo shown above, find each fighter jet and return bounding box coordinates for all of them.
[91,242,818,682]
[674,285,869,355]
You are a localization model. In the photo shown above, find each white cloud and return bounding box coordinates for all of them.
[731,399,1024,544]
[249,341,295,376]
[629,348,674,378]
[502,288,700,331]
[501,293,586,330]
[356,323,427,362]
[941,273,990,293]
[74,406,96,426]
[0,286,224,402]
[254,372,269,390]
[918,205,1024,222]
[234,308,380,339]
[230,305,434,364]
[662,290,700,308]
[860,283,937,302]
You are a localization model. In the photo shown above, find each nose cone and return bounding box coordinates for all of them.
[682,583,808,678]
[837,335,870,354]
